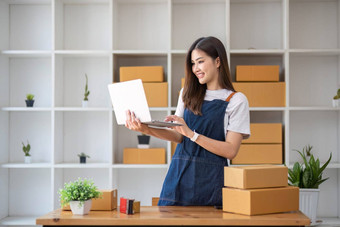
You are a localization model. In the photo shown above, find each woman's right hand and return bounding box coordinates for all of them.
[125,110,150,134]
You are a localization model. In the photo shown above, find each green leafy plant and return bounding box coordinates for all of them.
[22,141,31,156]
[333,88,340,100]
[78,152,90,158]
[288,145,332,189]
[26,94,34,101]
[59,178,102,208]
[84,74,90,101]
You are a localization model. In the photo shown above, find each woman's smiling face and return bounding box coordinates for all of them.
[191,49,221,89]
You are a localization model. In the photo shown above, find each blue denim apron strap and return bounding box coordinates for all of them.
[158,92,236,206]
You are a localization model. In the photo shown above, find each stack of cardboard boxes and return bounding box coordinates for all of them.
[120,66,167,164]
[223,166,299,215]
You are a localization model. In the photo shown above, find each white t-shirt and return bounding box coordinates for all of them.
[175,88,250,139]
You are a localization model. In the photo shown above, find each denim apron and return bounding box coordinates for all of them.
[158,93,236,206]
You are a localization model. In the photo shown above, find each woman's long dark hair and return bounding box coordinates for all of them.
[182,36,234,115]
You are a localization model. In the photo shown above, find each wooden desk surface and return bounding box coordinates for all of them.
[36,206,310,226]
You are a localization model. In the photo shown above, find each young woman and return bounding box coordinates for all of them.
[125,36,250,206]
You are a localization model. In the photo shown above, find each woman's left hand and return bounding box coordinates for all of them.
[165,115,193,139]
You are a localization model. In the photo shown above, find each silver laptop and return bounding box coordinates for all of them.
[108,79,182,127]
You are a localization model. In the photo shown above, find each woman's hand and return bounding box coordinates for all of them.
[165,115,194,139]
[125,110,150,134]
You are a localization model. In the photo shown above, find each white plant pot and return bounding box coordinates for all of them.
[69,200,92,215]
[332,99,339,107]
[299,188,320,226]
[24,156,31,164]
[82,100,88,108]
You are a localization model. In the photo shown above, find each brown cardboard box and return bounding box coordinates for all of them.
[236,65,279,82]
[231,144,282,164]
[242,123,282,144]
[133,201,140,213]
[171,142,177,158]
[222,186,299,215]
[62,189,117,211]
[120,66,163,82]
[224,165,288,189]
[152,197,159,206]
[181,78,185,88]
[143,82,168,107]
[123,148,166,164]
[233,82,285,107]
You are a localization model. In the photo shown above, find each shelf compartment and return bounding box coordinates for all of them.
[9,169,51,216]
[9,112,51,163]
[55,55,111,107]
[289,55,339,107]
[1,1,52,50]
[290,0,340,49]
[54,111,111,165]
[115,168,167,206]
[113,0,168,50]
[54,168,110,210]
[172,0,226,50]
[113,111,168,164]
[55,0,111,50]
[7,57,52,108]
[230,0,283,50]
[113,54,168,83]
[230,54,285,82]
[171,55,185,107]
[289,111,338,164]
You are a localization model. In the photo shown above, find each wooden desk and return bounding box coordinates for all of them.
[36,206,310,226]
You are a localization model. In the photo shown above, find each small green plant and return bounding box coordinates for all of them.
[333,88,340,100]
[22,141,31,156]
[288,145,332,189]
[84,74,90,101]
[59,178,102,208]
[78,152,90,158]
[26,94,34,101]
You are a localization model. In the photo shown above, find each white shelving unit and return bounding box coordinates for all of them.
[0,0,340,226]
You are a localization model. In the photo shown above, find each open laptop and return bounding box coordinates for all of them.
[108,79,182,127]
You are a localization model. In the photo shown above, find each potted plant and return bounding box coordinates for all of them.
[137,133,150,149]
[288,145,332,225]
[78,152,90,164]
[59,178,102,215]
[82,74,90,107]
[332,88,340,107]
[25,94,35,107]
[22,141,31,163]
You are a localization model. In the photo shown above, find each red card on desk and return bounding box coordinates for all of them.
[120,197,127,214]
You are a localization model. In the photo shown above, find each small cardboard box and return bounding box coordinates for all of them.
[231,144,282,164]
[242,123,282,144]
[171,142,177,158]
[222,186,299,215]
[62,189,117,211]
[181,78,185,88]
[224,165,288,189]
[143,82,168,107]
[123,148,166,164]
[120,66,163,82]
[152,197,159,206]
[233,82,285,107]
[236,65,279,82]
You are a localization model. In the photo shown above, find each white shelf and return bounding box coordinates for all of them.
[289,107,340,111]
[319,217,340,226]
[249,107,286,111]
[0,50,51,57]
[1,163,51,168]
[0,216,38,226]
[1,107,52,111]
[113,50,168,55]
[113,164,168,169]
[230,49,285,55]
[54,107,111,111]
[54,163,111,168]
[289,49,340,56]
[54,50,112,57]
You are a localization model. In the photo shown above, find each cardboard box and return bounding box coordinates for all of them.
[152,197,159,206]
[224,165,288,189]
[62,189,117,211]
[123,148,166,164]
[242,123,282,144]
[181,78,185,88]
[133,201,140,213]
[171,142,177,158]
[222,186,299,215]
[233,82,285,107]
[120,66,163,82]
[236,65,279,82]
[231,144,282,164]
[143,82,168,107]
